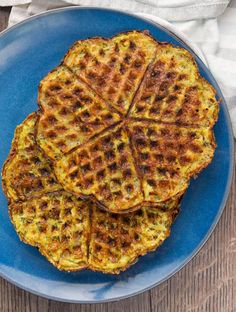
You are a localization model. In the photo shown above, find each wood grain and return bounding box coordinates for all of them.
[0,7,235,312]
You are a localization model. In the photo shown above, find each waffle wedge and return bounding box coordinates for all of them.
[127,120,216,202]
[2,113,61,202]
[89,204,179,274]
[2,113,89,271]
[55,123,143,213]
[37,65,121,160]
[129,43,219,127]
[10,191,90,271]
[63,31,157,114]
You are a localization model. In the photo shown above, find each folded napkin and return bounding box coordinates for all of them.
[2,0,236,136]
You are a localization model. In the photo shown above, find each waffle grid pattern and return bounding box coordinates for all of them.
[2,113,62,202]
[41,31,218,213]
[89,205,178,273]
[63,31,157,114]
[9,191,90,271]
[2,30,219,272]
[3,113,179,273]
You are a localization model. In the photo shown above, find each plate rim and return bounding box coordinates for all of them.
[0,6,234,304]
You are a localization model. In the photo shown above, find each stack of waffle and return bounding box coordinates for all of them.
[2,31,218,274]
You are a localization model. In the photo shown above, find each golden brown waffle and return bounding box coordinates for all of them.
[37,65,121,160]
[89,204,179,274]
[55,123,144,213]
[63,31,157,115]
[129,44,219,127]
[35,31,218,213]
[3,113,180,273]
[2,113,61,202]
[127,120,216,202]
[10,191,90,271]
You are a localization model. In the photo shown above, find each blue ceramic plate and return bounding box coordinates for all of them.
[0,7,234,303]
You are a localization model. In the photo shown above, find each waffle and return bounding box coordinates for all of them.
[129,44,219,127]
[36,31,218,213]
[127,120,216,202]
[37,65,121,160]
[10,191,90,271]
[2,113,61,202]
[89,204,179,274]
[2,31,219,270]
[63,31,157,114]
[3,114,180,273]
[55,123,144,213]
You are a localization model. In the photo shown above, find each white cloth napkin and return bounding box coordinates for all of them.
[1,0,236,136]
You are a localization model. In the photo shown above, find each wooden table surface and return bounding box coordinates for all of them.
[0,7,235,312]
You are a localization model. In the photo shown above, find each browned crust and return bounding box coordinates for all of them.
[4,32,218,212]
[2,113,37,204]
[8,190,89,272]
[52,118,205,213]
[88,206,180,274]
[62,30,159,116]
[36,65,123,162]
[8,190,180,274]
[51,120,215,214]
[2,112,64,204]
[62,29,158,65]
[127,41,219,129]
[37,64,122,117]
[125,118,216,192]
